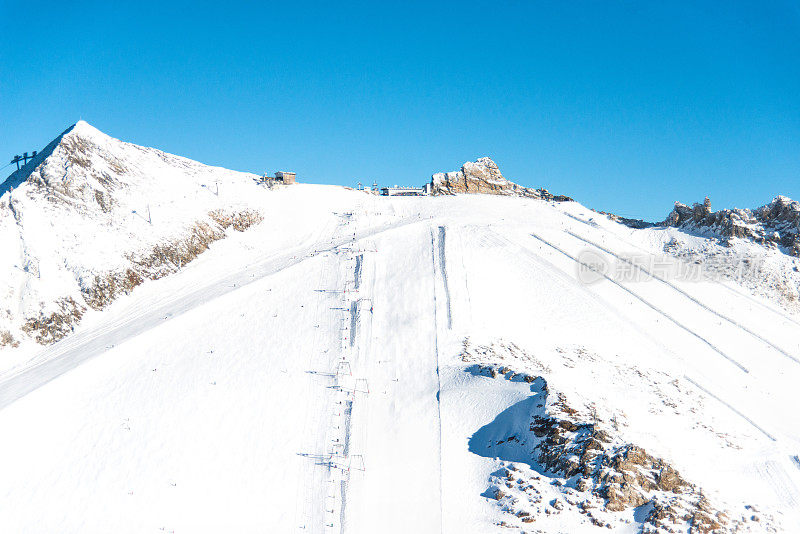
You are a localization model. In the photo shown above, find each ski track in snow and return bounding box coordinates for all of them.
[753,459,800,508]
[562,211,601,229]
[484,227,780,441]
[681,375,777,442]
[354,253,363,291]
[4,123,799,532]
[437,226,453,330]
[430,226,445,534]
[481,228,700,368]
[528,231,751,374]
[566,230,800,366]
[578,221,800,330]
[0,216,429,412]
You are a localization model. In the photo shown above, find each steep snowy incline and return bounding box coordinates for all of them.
[0,121,267,353]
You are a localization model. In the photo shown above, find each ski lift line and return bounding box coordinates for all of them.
[566,230,800,366]
[529,232,750,374]
[297,247,339,532]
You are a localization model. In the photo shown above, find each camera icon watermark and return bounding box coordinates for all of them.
[575,250,610,284]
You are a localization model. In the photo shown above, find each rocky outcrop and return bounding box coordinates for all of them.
[462,339,776,533]
[599,196,800,257]
[22,297,86,345]
[0,330,19,348]
[665,196,800,256]
[430,157,572,201]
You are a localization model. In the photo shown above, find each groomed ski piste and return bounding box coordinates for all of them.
[1,124,799,533]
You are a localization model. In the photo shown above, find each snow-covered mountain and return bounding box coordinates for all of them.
[1,123,799,533]
[0,121,266,350]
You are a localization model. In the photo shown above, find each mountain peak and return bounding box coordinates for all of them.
[1,121,114,195]
[68,120,108,141]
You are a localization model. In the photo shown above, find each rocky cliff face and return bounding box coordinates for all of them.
[431,157,572,201]
[664,196,800,257]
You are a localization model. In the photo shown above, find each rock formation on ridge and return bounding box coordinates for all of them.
[431,157,572,201]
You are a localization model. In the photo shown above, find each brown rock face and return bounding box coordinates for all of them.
[430,157,572,201]
[603,483,647,511]
[664,196,800,257]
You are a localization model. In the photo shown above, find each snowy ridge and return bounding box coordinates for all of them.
[664,196,800,257]
[0,122,266,351]
[0,124,798,533]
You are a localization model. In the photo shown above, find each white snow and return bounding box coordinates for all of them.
[0,124,799,533]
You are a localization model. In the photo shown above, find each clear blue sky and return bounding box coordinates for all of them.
[2,1,798,220]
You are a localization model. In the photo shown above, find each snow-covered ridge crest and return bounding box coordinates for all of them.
[1,123,79,195]
[601,196,800,257]
[0,121,265,349]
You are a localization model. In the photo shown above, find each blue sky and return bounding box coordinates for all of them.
[2,1,798,220]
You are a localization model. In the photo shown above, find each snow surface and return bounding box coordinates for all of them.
[0,121,272,354]
[1,125,799,533]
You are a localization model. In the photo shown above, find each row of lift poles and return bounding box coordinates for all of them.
[10,151,38,170]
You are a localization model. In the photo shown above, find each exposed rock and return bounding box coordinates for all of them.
[209,209,263,232]
[20,208,261,345]
[463,339,773,532]
[21,297,86,345]
[1,122,268,349]
[0,330,19,348]
[656,465,686,492]
[664,196,800,257]
[430,157,572,201]
[602,483,647,511]
[598,196,800,259]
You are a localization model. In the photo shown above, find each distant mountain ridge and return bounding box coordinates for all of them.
[2,121,797,353]
[664,196,800,257]
[600,196,800,257]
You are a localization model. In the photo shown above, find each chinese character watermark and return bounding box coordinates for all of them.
[575,249,763,285]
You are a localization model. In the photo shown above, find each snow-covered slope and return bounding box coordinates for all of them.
[0,122,267,352]
[1,124,799,533]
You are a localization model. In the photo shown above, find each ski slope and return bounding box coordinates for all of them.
[0,187,798,533]
[1,122,799,532]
